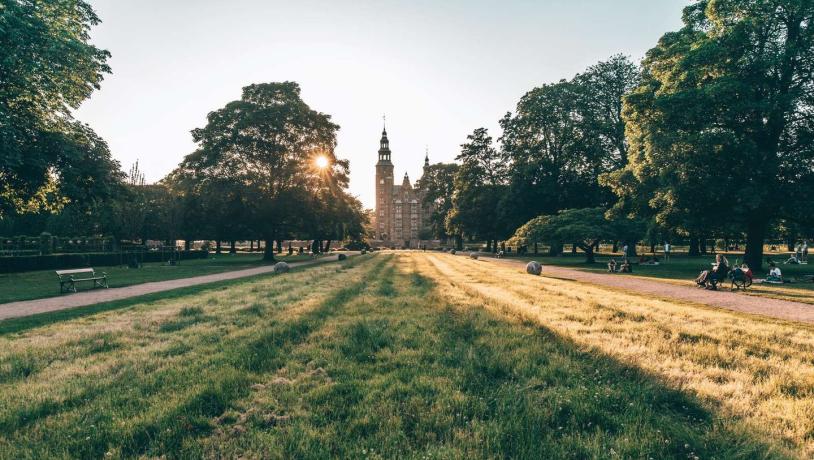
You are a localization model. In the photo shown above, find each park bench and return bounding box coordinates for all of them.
[56,268,108,294]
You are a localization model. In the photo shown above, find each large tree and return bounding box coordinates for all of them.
[1,0,112,215]
[175,82,343,261]
[511,208,614,264]
[499,55,641,232]
[415,163,459,242]
[609,0,814,269]
[446,128,508,251]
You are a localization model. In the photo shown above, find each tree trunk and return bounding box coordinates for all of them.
[486,240,492,252]
[229,240,236,254]
[612,241,618,253]
[288,242,293,255]
[787,236,796,252]
[277,240,283,254]
[184,240,191,251]
[250,240,254,252]
[493,239,498,253]
[215,240,222,254]
[323,240,331,253]
[263,239,276,262]
[571,243,577,254]
[581,243,596,264]
[534,242,538,255]
[700,237,708,255]
[625,240,638,258]
[689,236,700,256]
[455,234,463,250]
[548,242,562,256]
[745,219,767,271]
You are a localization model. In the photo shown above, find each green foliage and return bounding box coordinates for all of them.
[511,208,641,262]
[415,163,459,240]
[446,128,508,245]
[605,0,814,268]
[0,0,112,215]
[168,81,365,258]
[498,55,641,230]
[0,250,208,275]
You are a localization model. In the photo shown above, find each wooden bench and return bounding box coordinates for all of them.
[56,268,108,294]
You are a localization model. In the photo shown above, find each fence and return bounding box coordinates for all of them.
[0,235,115,256]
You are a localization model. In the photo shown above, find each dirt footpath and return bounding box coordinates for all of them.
[481,256,814,325]
[0,255,346,321]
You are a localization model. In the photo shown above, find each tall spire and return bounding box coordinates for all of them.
[424,145,429,168]
[378,117,391,163]
[382,113,387,135]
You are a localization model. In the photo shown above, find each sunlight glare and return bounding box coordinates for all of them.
[315,155,330,169]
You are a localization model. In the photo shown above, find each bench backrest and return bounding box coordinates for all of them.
[56,268,95,277]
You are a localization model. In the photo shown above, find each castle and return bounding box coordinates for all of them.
[374,127,433,248]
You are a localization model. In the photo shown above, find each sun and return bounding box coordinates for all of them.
[315,155,329,169]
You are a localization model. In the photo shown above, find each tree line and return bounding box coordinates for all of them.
[0,1,367,261]
[419,1,814,270]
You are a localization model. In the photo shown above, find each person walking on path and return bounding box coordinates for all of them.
[664,242,671,262]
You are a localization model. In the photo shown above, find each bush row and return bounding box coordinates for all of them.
[0,250,209,274]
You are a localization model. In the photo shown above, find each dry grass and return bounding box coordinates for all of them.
[421,253,814,457]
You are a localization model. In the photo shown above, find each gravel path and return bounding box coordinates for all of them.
[479,255,814,325]
[0,255,345,321]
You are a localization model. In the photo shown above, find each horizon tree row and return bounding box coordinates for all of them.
[0,1,367,260]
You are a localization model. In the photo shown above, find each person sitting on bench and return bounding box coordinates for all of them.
[607,259,617,272]
[620,260,632,273]
[706,254,729,290]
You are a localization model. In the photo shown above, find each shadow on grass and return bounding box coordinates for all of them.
[0,255,368,336]
[287,267,790,459]
[0,255,383,459]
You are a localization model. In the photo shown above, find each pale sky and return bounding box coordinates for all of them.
[75,0,687,208]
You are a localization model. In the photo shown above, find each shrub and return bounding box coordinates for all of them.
[450,249,456,255]
[469,252,479,260]
[0,250,208,274]
[337,253,347,261]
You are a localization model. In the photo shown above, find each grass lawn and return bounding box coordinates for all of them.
[0,252,810,458]
[0,252,319,304]
[504,252,814,304]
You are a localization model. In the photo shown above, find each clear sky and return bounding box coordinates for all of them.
[75,0,687,208]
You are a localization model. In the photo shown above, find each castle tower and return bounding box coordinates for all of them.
[375,126,394,241]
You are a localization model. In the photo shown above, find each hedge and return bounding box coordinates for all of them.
[0,250,209,274]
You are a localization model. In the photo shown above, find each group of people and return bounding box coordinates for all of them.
[695,254,789,290]
[785,240,809,264]
[695,254,755,290]
[607,259,632,273]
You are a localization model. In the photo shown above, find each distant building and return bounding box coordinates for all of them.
[374,126,433,248]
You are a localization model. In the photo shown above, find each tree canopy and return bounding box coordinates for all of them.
[169,82,363,259]
[1,0,112,216]
[605,0,814,268]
